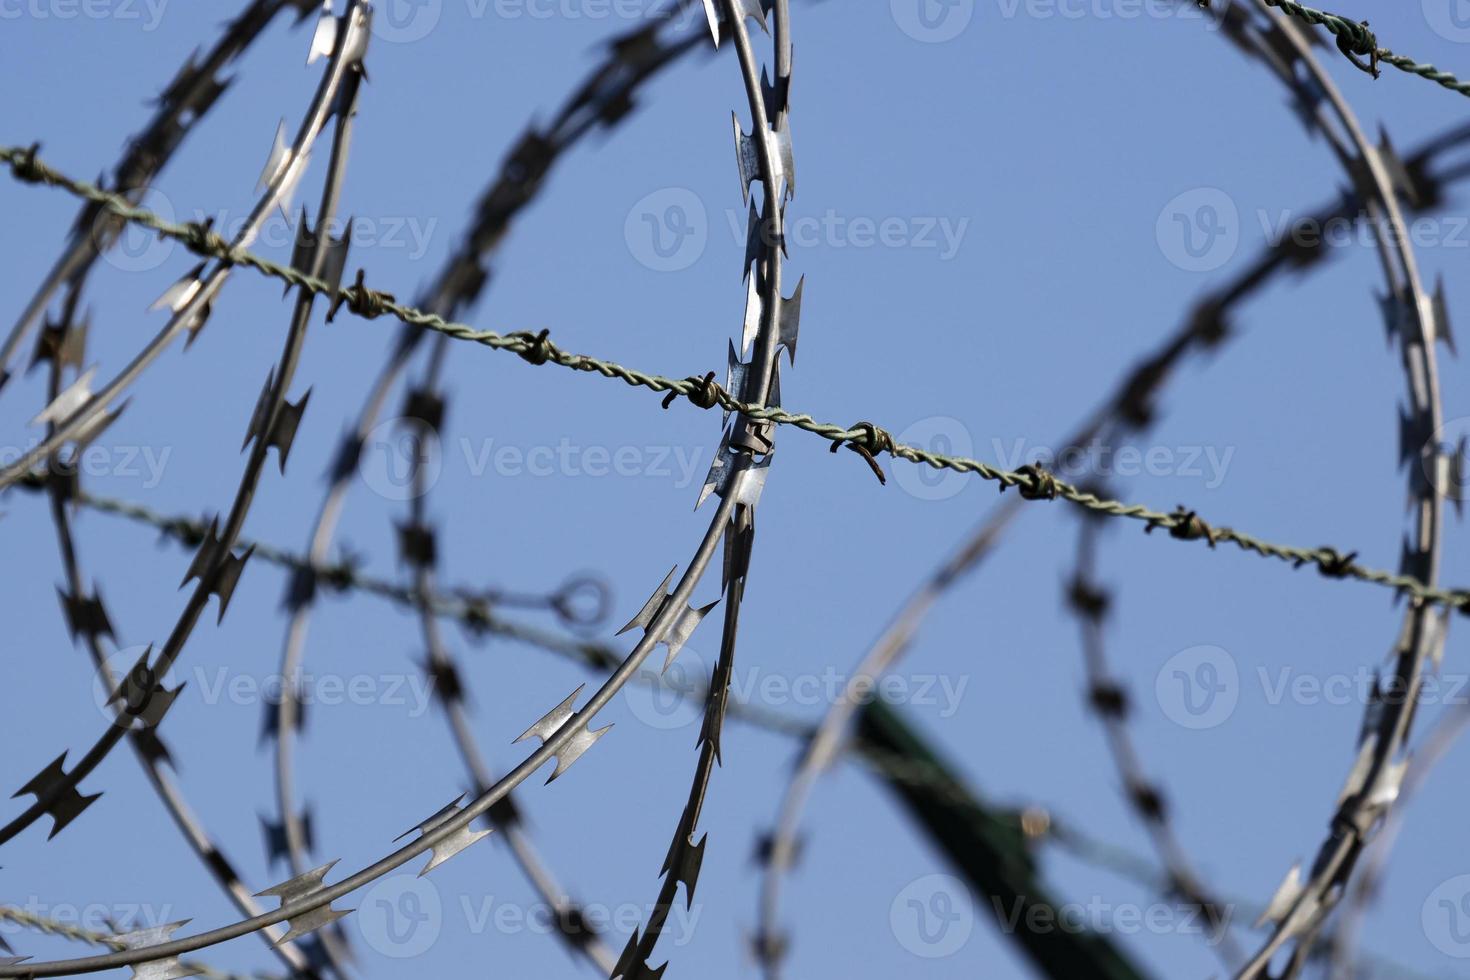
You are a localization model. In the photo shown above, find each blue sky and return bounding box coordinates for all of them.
[3,0,1470,977]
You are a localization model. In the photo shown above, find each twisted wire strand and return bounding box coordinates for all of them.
[1258,0,1470,96]
[4,143,1467,615]
[0,9,372,854]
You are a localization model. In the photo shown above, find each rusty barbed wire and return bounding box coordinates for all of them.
[4,143,1469,618]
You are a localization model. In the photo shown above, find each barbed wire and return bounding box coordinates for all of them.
[1226,5,1448,976]
[256,15,717,970]
[1067,509,1242,966]
[4,143,1467,618]
[0,0,316,389]
[0,906,256,980]
[30,293,327,974]
[751,79,1470,972]
[16,484,1441,980]
[2,450,1447,979]
[6,1,1469,974]
[0,6,373,861]
[1258,0,1470,96]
